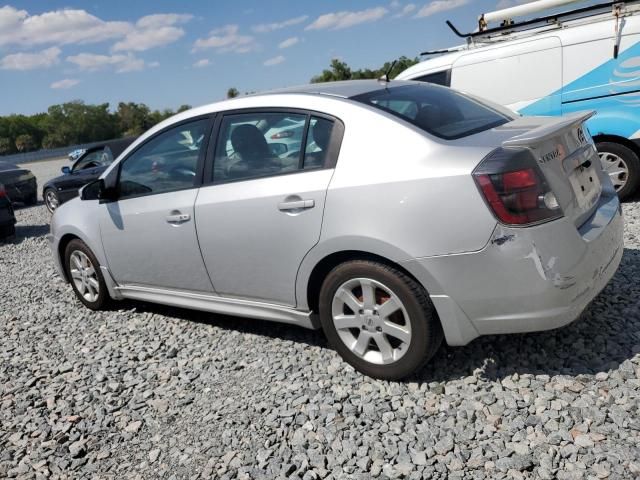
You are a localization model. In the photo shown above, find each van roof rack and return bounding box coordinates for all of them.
[419,47,467,56]
[446,0,634,39]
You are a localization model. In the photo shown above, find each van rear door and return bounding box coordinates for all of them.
[452,37,563,115]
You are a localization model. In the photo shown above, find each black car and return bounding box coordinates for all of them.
[0,162,37,206]
[42,137,136,213]
[0,183,17,239]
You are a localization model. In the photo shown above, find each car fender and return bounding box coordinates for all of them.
[294,235,446,310]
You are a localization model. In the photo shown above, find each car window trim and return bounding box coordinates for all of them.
[113,114,216,202]
[203,107,345,186]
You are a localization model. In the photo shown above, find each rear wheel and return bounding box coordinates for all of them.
[44,189,59,213]
[318,260,443,380]
[596,142,640,200]
[64,239,110,310]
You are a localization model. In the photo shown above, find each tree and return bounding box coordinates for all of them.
[177,104,192,113]
[0,137,12,155]
[15,134,36,152]
[311,56,420,83]
[311,59,352,83]
[227,88,239,99]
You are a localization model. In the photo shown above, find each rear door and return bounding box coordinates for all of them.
[195,110,344,306]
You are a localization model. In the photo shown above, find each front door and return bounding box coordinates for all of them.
[100,117,214,293]
[196,111,343,306]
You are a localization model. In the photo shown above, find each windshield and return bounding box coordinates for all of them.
[351,83,512,140]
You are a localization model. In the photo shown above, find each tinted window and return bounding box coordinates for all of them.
[303,117,335,170]
[213,112,306,182]
[352,84,512,140]
[73,150,104,172]
[118,119,208,199]
[415,70,451,87]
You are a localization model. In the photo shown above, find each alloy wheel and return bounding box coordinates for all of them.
[599,151,629,191]
[69,250,100,303]
[45,190,59,212]
[331,277,412,365]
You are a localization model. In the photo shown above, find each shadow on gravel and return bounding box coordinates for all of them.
[13,200,44,211]
[11,224,50,242]
[110,300,328,349]
[102,247,639,384]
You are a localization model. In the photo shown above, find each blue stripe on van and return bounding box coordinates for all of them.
[520,40,640,138]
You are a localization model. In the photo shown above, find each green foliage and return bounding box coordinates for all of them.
[311,56,420,83]
[15,133,36,152]
[0,137,13,155]
[0,100,189,155]
[227,88,239,99]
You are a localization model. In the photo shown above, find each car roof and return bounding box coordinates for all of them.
[257,79,420,99]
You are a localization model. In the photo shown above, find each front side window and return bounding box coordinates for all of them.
[352,84,512,140]
[213,112,307,182]
[118,118,208,199]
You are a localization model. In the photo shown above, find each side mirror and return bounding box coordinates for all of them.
[80,179,103,201]
[80,179,118,202]
[61,166,71,175]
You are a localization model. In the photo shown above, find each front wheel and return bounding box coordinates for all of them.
[596,142,640,200]
[44,189,59,213]
[64,239,110,310]
[318,260,443,380]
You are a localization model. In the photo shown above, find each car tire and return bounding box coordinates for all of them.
[596,142,640,200]
[0,224,15,240]
[44,189,59,213]
[318,260,443,380]
[64,239,110,310]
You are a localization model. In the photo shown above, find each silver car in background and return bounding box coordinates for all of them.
[48,80,623,379]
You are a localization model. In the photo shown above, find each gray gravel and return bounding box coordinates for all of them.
[1,186,639,478]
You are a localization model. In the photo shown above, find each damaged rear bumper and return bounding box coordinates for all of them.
[405,191,624,346]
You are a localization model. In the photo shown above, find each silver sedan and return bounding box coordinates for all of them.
[48,80,624,379]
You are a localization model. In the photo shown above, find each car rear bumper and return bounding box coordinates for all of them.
[6,177,37,202]
[405,191,624,346]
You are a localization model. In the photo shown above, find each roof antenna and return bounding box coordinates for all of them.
[378,60,397,83]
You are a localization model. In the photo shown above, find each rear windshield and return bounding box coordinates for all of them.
[352,83,512,140]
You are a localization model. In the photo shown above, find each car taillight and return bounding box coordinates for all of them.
[271,130,294,139]
[0,185,6,198]
[473,148,562,226]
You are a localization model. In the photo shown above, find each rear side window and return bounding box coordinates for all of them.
[352,84,512,140]
[415,70,451,87]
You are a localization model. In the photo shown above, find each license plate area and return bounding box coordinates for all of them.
[568,156,601,210]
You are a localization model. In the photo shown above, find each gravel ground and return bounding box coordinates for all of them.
[1,164,639,478]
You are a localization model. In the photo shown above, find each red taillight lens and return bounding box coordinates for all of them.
[473,149,563,226]
[271,130,294,139]
[0,185,6,198]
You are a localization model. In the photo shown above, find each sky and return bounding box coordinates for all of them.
[0,0,603,115]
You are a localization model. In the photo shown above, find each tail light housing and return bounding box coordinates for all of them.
[473,148,562,226]
[0,185,6,198]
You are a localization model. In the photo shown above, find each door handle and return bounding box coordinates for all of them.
[278,199,315,211]
[166,212,191,224]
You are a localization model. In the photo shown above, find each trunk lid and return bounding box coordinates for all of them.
[462,112,603,228]
[501,112,602,228]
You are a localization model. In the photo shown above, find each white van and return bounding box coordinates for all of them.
[398,0,640,199]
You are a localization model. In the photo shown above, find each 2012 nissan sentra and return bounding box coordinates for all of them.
[47,80,624,379]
